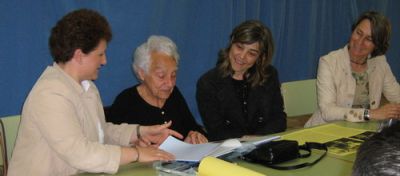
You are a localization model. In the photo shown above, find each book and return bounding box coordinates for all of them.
[159,135,280,162]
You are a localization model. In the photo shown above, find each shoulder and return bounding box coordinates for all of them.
[118,85,138,96]
[197,67,231,92]
[258,65,280,88]
[369,55,392,71]
[168,86,188,105]
[33,67,75,97]
[317,45,351,73]
[25,67,80,111]
[114,85,139,101]
[369,55,387,64]
[320,46,347,63]
[198,68,218,86]
[261,65,279,82]
[265,65,278,75]
[171,86,183,97]
[199,67,220,81]
[198,67,227,85]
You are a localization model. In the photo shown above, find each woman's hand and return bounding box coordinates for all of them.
[120,146,175,164]
[184,131,208,144]
[135,146,175,162]
[139,121,183,146]
[370,103,400,120]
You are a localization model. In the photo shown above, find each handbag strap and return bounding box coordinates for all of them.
[265,142,328,170]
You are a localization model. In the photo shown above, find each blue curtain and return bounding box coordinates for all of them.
[1,0,399,124]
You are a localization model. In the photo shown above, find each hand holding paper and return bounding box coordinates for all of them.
[138,121,183,146]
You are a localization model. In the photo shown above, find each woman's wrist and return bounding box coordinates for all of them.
[136,125,141,140]
[132,146,140,162]
[368,109,379,120]
[363,109,370,121]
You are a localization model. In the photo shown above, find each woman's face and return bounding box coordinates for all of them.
[228,42,260,77]
[80,39,107,82]
[139,52,177,101]
[349,19,375,60]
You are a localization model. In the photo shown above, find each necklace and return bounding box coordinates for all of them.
[350,58,367,65]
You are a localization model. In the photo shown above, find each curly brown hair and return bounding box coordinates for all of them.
[49,9,112,63]
[217,20,274,87]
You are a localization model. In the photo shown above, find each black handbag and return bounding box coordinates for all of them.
[242,140,327,170]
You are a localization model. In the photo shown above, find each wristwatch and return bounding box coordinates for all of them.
[363,109,370,121]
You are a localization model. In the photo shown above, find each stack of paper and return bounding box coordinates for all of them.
[159,135,280,162]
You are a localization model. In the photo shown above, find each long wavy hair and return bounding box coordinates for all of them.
[217,20,274,87]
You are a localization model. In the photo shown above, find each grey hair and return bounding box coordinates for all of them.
[132,35,180,80]
[352,122,400,176]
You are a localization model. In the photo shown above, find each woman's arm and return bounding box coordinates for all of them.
[258,67,286,134]
[196,74,241,141]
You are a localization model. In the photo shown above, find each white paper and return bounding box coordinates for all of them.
[159,135,280,162]
[159,136,220,162]
[244,135,281,146]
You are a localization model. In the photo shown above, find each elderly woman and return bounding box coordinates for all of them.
[305,11,400,127]
[8,9,182,176]
[196,20,287,141]
[107,35,208,144]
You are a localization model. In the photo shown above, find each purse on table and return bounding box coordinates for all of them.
[242,140,327,170]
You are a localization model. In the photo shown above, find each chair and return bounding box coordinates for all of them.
[0,115,21,175]
[281,79,317,129]
[0,120,6,176]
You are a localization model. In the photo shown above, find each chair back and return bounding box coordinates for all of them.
[0,115,21,165]
[281,79,317,117]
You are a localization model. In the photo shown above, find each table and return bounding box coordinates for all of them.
[78,121,379,176]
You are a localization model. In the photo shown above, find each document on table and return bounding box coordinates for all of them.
[282,124,369,144]
[159,135,280,162]
[159,136,220,162]
[282,124,376,156]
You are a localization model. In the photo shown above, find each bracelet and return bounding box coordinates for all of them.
[132,146,140,162]
[136,125,141,140]
[363,109,370,121]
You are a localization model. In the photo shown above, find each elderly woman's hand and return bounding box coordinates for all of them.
[137,121,183,146]
[184,130,208,144]
[370,103,400,120]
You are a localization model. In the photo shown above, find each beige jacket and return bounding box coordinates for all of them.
[305,45,400,127]
[8,63,137,175]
